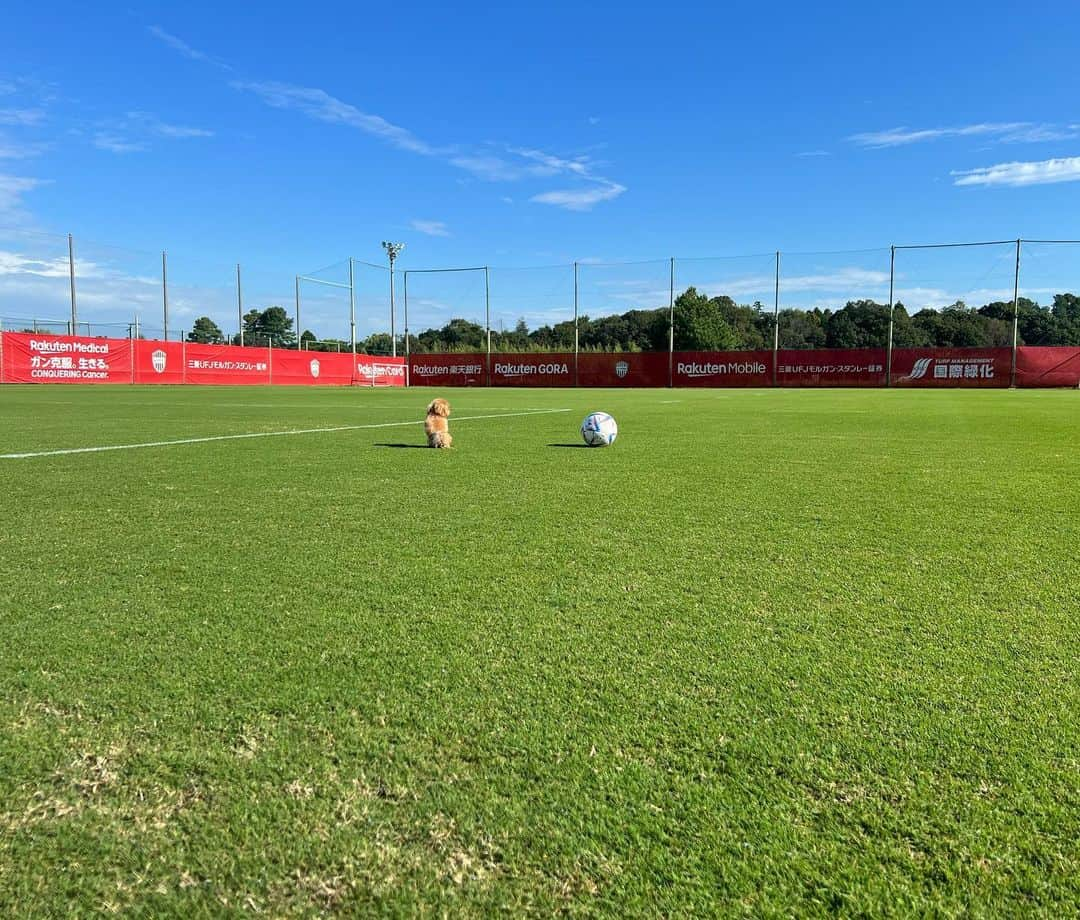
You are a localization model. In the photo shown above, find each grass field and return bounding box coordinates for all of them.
[0,384,1077,916]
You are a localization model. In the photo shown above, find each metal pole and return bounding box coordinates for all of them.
[162,250,169,342]
[885,245,896,387]
[348,257,357,356]
[389,260,396,357]
[573,261,579,388]
[485,265,491,369]
[295,275,301,350]
[773,250,780,387]
[403,271,410,387]
[1010,238,1021,388]
[237,263,244,347]
[668,257,675,388]
[68,234,77,335]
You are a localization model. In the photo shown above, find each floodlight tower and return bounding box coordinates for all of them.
[382,241,406,357]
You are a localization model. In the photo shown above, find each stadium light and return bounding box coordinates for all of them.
[382,242,405,357]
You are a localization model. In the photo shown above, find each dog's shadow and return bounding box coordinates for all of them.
[375,443,431,449]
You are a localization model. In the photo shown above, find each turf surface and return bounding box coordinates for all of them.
[0,385,1077,916]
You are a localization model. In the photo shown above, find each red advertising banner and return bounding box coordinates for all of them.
[181,342,272,385]
[1015,346,1080,388]
[134,340,184,384]
[777,348,887,387]
[891,348,1010,387]
[271,349,354,386]
[408,354,487,386]
[673,351,773,387]
[490,355,575,387]
[3,332,1078,389]
[578,352,669,387]
[356,356,407,387]
[1,332,132,384]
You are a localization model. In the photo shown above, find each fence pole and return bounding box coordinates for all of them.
[403,270,410,387]
[348,257,357,356]
[1,318,5,384]
[389,259,396,358]
[886,245,896,387]
[68,234,77,336]
[773,251,780,387]
[237,263,244,346]
[295,275,301,350]
[668,257,675,388]
[485,266,491,380]
[130,319,135,384]
[1010,238,1022,388]
[573,261,579,387]
[162,250,169,342]
[182,333,186,385]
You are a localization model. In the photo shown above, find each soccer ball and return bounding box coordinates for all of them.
[581,411,618,447]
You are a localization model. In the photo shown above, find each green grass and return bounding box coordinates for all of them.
[0,384,1077,917]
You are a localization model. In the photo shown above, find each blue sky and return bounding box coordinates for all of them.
[3,1,1080,337]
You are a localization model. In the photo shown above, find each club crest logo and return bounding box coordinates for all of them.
[309,359,320,378]
[615,360,629,379]
[151,349,167,374]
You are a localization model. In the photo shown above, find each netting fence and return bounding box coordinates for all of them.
[3,225,1079,377]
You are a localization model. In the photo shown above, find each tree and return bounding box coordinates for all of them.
[778,308,826,349]
[1051,293,1080,344]
[233,306,295,348]
[673,287,737,350]
[257,306,296,348]
[300,329,317,350]
[187,316,225,344]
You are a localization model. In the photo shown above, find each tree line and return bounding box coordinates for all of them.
[183,290,1080,352]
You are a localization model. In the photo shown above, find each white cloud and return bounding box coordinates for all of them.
[126,112,213,138]
[156,24,625,210]
[851,122,1080,148]
[0,136,49,159]
[951,156,1080,187]
[235,79,626,208]
[0,174,47,221]
[0,108,46,126]
[232,81,436,155]
[153,122,214,138]
[147,25,232,71]
[530,181,626,211]
[93,133,148,154]
[509,147,591,177]
[410,219,451,237]
[88,114,214,154]
[796,149,831,157]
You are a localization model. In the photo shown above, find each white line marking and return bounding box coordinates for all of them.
[0,409,572,460]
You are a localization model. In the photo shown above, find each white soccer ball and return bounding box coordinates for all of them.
[581,411,618,447]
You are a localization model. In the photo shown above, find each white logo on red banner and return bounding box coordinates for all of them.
[677,360,766,377]
[309,359,320,378]
[904,356,995,381]
[152,349,167,374]
[615,360,629,378]
[495,362,569,377]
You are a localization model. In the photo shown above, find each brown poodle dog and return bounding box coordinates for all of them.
[425,398,452,448]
